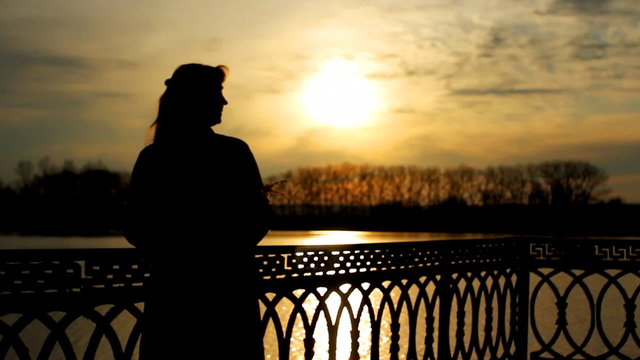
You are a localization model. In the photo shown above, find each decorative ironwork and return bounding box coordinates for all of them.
[0,249,148,360]
[527,239,640,360]
[256,238,526,360]
[257,238,520,280]
[529,242,563,261]
[1,237,638,359]
[594,244,640,262]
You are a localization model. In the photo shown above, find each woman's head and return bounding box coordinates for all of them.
[150,63,229,145]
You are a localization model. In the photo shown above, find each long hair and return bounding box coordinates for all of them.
[147,64,228,145]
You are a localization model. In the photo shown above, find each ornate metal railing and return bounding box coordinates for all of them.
[0,249,147,359]
[1,236,638,359]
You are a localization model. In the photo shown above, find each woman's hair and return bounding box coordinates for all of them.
[147,63,228,145]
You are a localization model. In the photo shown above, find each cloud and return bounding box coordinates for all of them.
[570,35,609,61]
[536,0,640,18]
[0,48,91,96]
[0,42,135,89]
[0,40,137,117]
[543,0,617,15]
[438,2,640,102]
[0,49,90,70]
[450,88,566,96]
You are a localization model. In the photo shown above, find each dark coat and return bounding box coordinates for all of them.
[124,129,270,358]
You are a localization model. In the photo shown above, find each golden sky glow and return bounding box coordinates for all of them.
[0,0,639,201]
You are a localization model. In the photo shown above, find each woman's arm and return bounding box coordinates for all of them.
[235,141,272,244]
[124,147,158,249]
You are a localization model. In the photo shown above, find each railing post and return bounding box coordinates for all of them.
[515,239,531,360]
[437,265,452,360]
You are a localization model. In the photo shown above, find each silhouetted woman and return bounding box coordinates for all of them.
[125,64,270,359]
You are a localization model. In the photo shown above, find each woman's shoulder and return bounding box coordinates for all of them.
[139,143,159,154]
[135,143,160,160]
[134,143,172,166]
[211,133,251,150]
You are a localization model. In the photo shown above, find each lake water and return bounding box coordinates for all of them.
[1,231,638,359]
[0,230,508,249]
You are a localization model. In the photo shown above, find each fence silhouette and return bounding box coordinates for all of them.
[1,236,638,359]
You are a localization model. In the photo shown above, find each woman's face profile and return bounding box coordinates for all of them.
[207,85,228,126]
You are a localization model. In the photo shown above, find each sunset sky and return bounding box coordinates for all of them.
[1,0,639,202]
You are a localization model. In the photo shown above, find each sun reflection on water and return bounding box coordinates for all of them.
[259,230,509,247]
[304,231,368,246]
[262,283,387,360]
[260,279,439,360]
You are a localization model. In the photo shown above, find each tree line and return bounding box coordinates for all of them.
[0,157,633,235]
[0,158,129,235]
[265,160,612,212]
[264,161,636,234]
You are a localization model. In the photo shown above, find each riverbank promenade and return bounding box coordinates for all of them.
[1,234,639,359]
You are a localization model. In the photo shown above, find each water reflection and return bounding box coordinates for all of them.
[262,284,394,360]
[260,278,444,360]
[0,231,506,249]
[259,230,507,246]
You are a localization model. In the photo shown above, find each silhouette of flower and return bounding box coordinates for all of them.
[263,180,287,199]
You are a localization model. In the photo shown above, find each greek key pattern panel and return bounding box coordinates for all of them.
[529,243,563,261]
[529,239,640,264]
[0,249,149,298]
[594,244,640,262]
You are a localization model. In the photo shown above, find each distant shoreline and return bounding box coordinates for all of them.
[3,203,639,238]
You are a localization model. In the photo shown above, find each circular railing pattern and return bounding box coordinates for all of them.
[529,268,640,359]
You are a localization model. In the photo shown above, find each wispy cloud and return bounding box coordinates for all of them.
[541,0,639,16]
[0,40,137,113]
[544,0,615,15]
[450,88,566,96]
[0,49,90,70]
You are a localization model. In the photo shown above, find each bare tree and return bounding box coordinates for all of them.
[537,160,609,205]
[14,161,34,188]
[442,165,479,206]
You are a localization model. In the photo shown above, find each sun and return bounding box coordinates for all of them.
[301,59,379,128]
